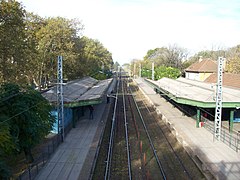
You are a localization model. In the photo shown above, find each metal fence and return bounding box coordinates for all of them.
[202,117,240,152]
[15,134,61,180]
[15,122,73,180]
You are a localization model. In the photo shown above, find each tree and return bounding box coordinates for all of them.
[155,66,181,80]
[1,2,113,85]
[23,13,45,87]
[0,0,26,83]
[144,48,162,60]
[0,122,15,178]
[73,36,113,79]
[0,83,55,164]
[225,45,240,74]
[167,44,187,69]
[188,49,226,62]
[35,17,84,87]
[141,67,152,78]
[122,63,130,74]
[129,59,142,77]
[113,61,120,71]
[143,45,187,70]
[0,83,19,178]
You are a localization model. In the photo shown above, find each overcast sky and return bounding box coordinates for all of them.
[20,0,240,65]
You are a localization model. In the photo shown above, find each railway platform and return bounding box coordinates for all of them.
[35,79,116,180]
[134,78,240,180]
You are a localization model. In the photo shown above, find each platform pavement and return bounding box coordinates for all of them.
[35,78,116,180]
[134,78,240,180]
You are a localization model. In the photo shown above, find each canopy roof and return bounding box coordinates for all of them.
[146,77,240,108]
[42,77,113,107]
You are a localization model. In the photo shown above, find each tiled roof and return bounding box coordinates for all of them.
[204,73,240,89]
[185,59,217,73]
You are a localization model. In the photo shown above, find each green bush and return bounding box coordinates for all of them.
[155,66,181,80]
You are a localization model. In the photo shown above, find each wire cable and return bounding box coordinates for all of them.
[0,100,47,125]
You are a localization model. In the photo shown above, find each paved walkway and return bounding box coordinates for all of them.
[134,78,240,180]
[35,104,104,180]
[36,79,116,180]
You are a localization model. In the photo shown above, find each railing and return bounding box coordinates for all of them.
[202,117,240,152]
[15,122,73,180]
[15,134,61,180]
[144,78,240,152]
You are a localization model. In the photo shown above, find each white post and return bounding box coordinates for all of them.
[133,63,136,79]
[152,61,154,80]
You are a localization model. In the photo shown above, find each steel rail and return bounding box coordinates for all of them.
[104,77,120,180]
[135,88,192,179]
[122,78,132,180]
[125,80,147,179]
[129,86,167,180]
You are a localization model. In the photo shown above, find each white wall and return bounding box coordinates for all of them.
[186,72,200,81]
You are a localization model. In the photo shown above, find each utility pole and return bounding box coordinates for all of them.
[57,56,64,142]
[152,61,154,80]
[117,65,120,77]
[133,63,136,79]
[214,57,224,141]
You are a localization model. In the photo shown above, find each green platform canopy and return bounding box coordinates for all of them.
[145,77,240,108]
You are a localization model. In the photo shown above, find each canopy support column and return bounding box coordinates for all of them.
[196,108,200,128]
[230,110,234,133]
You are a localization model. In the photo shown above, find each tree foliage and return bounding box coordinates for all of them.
[141,44,240,79]
[188,49,226,63]
[0,0,26,82]
[155,66,181,80]
[134,45,186,79]
[72,36,113,79]
[225,45,240,73]
[140,66,181,80]
[0,2,114,175]
[0,122,14,178]
[113,61,120,71]
[0,1,113,87]
[0,83,54,177]
[34,17,83,87]
[143,45,187,70]
[183,47,240,74]
[141,67,151,79]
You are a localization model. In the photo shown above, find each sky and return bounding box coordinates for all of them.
[20,0,240,65]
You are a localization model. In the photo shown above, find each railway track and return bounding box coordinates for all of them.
[129,79,205,179]
[93,76,205,180]
[104,76,132,179]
